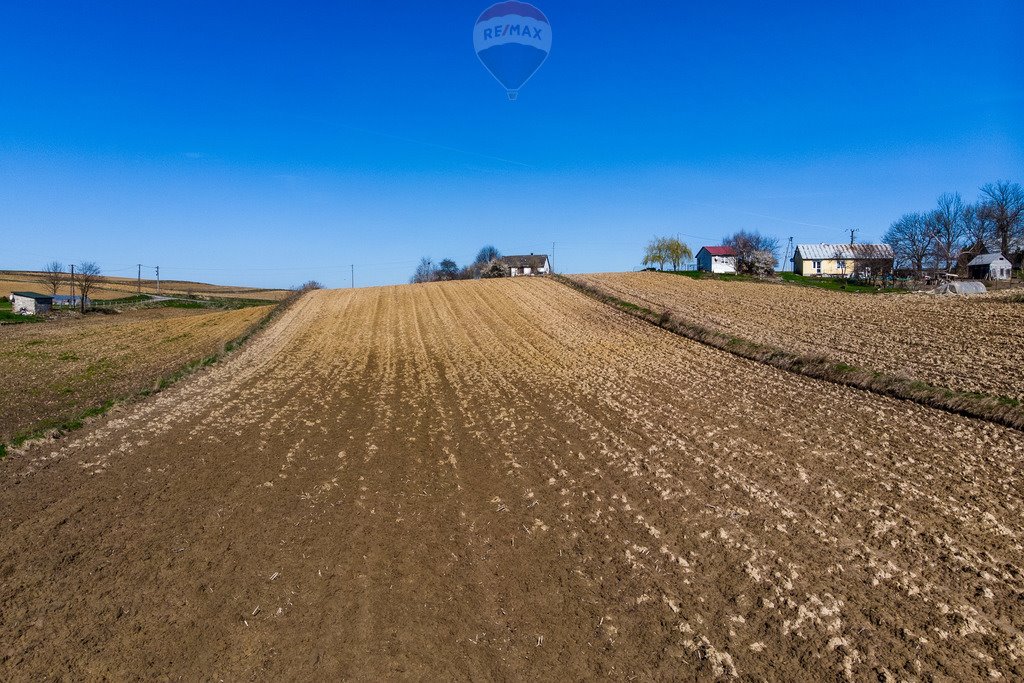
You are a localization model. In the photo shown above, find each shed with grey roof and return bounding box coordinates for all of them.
[9,291,53,315]
[967,253,1012,281]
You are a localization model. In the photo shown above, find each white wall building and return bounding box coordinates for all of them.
[695,246,737,274]
[9,291,53,315]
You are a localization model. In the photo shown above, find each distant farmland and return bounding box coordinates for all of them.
[0,270,292,301]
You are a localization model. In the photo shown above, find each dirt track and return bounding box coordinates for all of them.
[1,279,1022,680]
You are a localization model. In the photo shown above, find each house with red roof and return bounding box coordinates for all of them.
[695,246,737,274]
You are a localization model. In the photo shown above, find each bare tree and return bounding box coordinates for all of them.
[74,262,102,312]
[961,202,990,248]
[978,181,1024,256]
[39,261,64,296]
[884,213,933,275]
[435,258,460,281]
[410,257,437,284]
[723,230,779,275]
[929,193,966,273]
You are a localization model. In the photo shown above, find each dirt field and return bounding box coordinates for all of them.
[1,279,1022,680]
[0,306,271,443]
[572,271,1024,400]
[0,270,291,301]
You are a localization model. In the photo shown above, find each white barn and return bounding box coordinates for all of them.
[9,291,53,315]
[695,246,737,274]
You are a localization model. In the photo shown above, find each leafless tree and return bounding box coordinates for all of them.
[723,230,779,275]
[410,257,437,284]
[929,193,966,273]
[961,202,990,248]
[74,261,101,312]
[39,261,64,296]
[884,213,933,275]
[978,181,1024,256]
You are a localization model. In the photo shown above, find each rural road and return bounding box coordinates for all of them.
[2,279,1022,679]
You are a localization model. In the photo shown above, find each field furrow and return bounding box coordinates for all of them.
[1,279,1021,680]
[571,271,1024,400]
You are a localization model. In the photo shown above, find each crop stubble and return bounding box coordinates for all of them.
[0,279,1021,680]
[0,306,271,443]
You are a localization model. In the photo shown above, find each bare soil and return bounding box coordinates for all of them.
[573,271,1024,400]
[1,279,1021,680]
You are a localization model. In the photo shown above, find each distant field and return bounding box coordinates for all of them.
[571,271,1024,400]
[0,305,272,444]
[0,270,292,301]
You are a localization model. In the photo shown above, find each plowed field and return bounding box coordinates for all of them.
[572,271,1024,400]
[1,279,1022,680]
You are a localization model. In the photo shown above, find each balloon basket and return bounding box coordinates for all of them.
[507,90,518,101]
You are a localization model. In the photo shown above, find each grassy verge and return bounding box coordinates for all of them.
[92,295,279,311]
[779,272,902,294]
[651,269,902,294]
[554,274,1024,432]
[1,290,305,459]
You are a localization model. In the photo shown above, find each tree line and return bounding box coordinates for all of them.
[884,181,1023,274]
[409,245,507,284]
[37,261,102,313]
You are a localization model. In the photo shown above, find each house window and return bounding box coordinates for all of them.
[836,259,846,271]
[812,260,822,274]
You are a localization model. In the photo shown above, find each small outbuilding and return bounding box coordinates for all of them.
[501,254,550,277]
[9,291,53,315]
[695,246,737,274]
[967,253,1013,281]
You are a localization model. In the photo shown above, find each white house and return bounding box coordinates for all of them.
[967,253,1013,281]
[501,254,550,277]
[695,246,737,274]
[9,291,53,315]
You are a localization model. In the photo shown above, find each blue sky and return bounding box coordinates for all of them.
[1,1,1021,288]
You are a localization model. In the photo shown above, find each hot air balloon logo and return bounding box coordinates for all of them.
[473,2,551,100]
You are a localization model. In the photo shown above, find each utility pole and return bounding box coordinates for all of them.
[156,265,160,294]
[551,242,555,274]
[849,228,858,245]
[350,264,354,289]
[69,264,75,303]
[137,264,142,296]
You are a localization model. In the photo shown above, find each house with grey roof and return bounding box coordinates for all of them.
[500,254,550,277]
[793,244,894,278]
